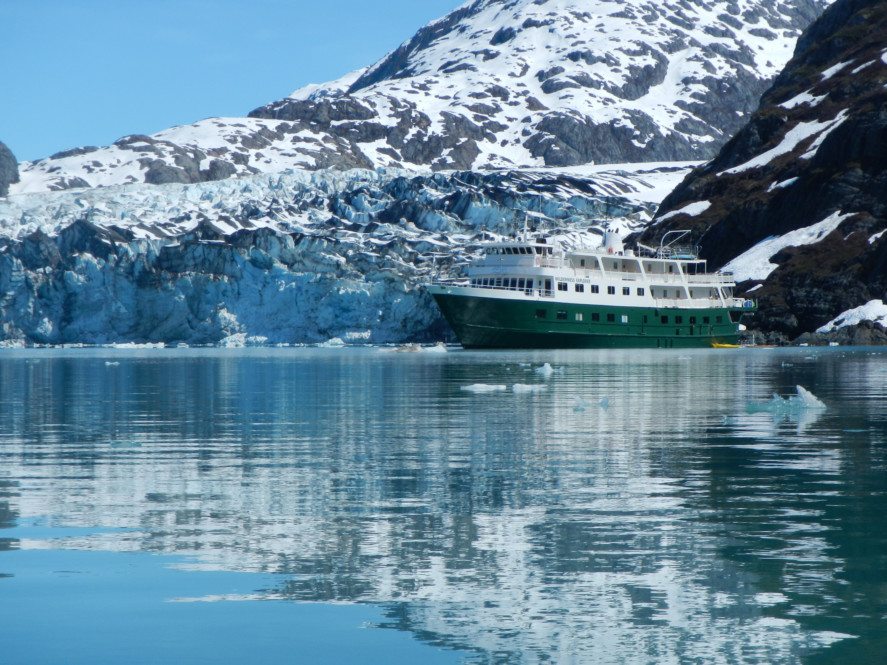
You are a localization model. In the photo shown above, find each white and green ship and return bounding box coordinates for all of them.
[427,231,755,349]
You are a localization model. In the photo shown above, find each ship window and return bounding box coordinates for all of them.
[676,316,683,324]
[592,313,600,322]
[575,284,584,293]
[637,288,644,296]
[545,279,552,291]
[607,286,615,295]
[622,287,630,296]
[495,278,502,287]
[690,316,696,324]
[676,329,681,335]
[535,309,547,319]
[703,316,710,324]
[575,313,583,322]
[510,279,517,289]
[663,290,668,298]
[643,315,648,324]
[518,278,525,289]
[558,282,568,291]
[661,316,669,324]
[621,315,629,324]
[668,265,674,273]
[534,247,541,254]
[613,262,619,270]
[607,313,615,322]
[591,285,599,294]
[556,310,568,320]
[716,315,723,324]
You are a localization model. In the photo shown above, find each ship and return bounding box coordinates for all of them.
[427,230,755,349]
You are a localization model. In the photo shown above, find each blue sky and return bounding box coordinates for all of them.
[3,0,462,161]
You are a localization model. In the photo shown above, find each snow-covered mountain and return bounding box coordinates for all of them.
[0,164,689,345]
[646,0,887,341]
[11,0,829,194]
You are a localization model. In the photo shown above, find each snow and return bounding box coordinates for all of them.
[656,200,711,222]
[722,211,852,282]
[778,90,827,109]
[817,299,887,333]
[767,177,798,192]
[868,230,886,244]
[820,60,853,80]
[722,112,849,175]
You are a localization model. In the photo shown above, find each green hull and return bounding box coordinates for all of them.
[432,291,743,349]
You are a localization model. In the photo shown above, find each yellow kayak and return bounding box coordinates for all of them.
[711,342,740,349]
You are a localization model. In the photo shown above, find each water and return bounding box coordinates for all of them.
[1,347,886,664]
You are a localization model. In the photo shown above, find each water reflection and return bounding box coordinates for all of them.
[1,348,886,662]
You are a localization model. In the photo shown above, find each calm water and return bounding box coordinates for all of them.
[1,347,886,664]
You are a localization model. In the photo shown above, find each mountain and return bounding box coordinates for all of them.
[0,164,688,345]
[645,0,887,341]
[11,0,829,194]
[0,141,18,197]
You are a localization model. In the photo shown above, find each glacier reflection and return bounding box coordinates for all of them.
[1,348,882,662]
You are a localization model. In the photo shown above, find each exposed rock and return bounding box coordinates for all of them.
[645,0,887,338]
[0,141,19,197]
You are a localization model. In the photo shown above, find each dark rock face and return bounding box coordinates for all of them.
[0,141,19,197]
[644,0,887,339]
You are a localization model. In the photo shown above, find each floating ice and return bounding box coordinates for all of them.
[460,384,507,393]
[317,337,347,348]
[598,397,610,410]
[748,385,826,414]
[104,361,120,366]
[795,385,826,409]
[535,363,555,378]
[511,384,548,393]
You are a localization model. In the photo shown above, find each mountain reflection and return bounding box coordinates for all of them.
[1,348,885,662]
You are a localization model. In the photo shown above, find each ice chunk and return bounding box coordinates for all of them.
[795,385,826,409]
[534,363,555,378]
[598,397,610,410]
[317,337,347,348]
[511,384,547,393]
[461,384,507,393]
[104,361,120,366]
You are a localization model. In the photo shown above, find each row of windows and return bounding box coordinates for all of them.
[535,310,725,325]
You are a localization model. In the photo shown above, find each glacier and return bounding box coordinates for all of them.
[0,164,689,345]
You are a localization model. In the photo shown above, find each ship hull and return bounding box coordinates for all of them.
[430,289,743,349]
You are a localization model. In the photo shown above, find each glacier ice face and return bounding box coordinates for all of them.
[0,165,687,345]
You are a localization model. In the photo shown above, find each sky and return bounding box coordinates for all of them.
[3,0,463,162]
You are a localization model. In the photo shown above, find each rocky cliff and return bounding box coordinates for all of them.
[0,141,18,197]
[10,0,828,194]
[645,0,887,339]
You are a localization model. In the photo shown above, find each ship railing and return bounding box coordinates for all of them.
[458,282,555,297]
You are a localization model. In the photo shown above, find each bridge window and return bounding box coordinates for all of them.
[591,285,599,294]
[558,282,568,291]
[607,286,616,295]
[637,288,644,296]
[575,284,584,293]
[622,287,630,296]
